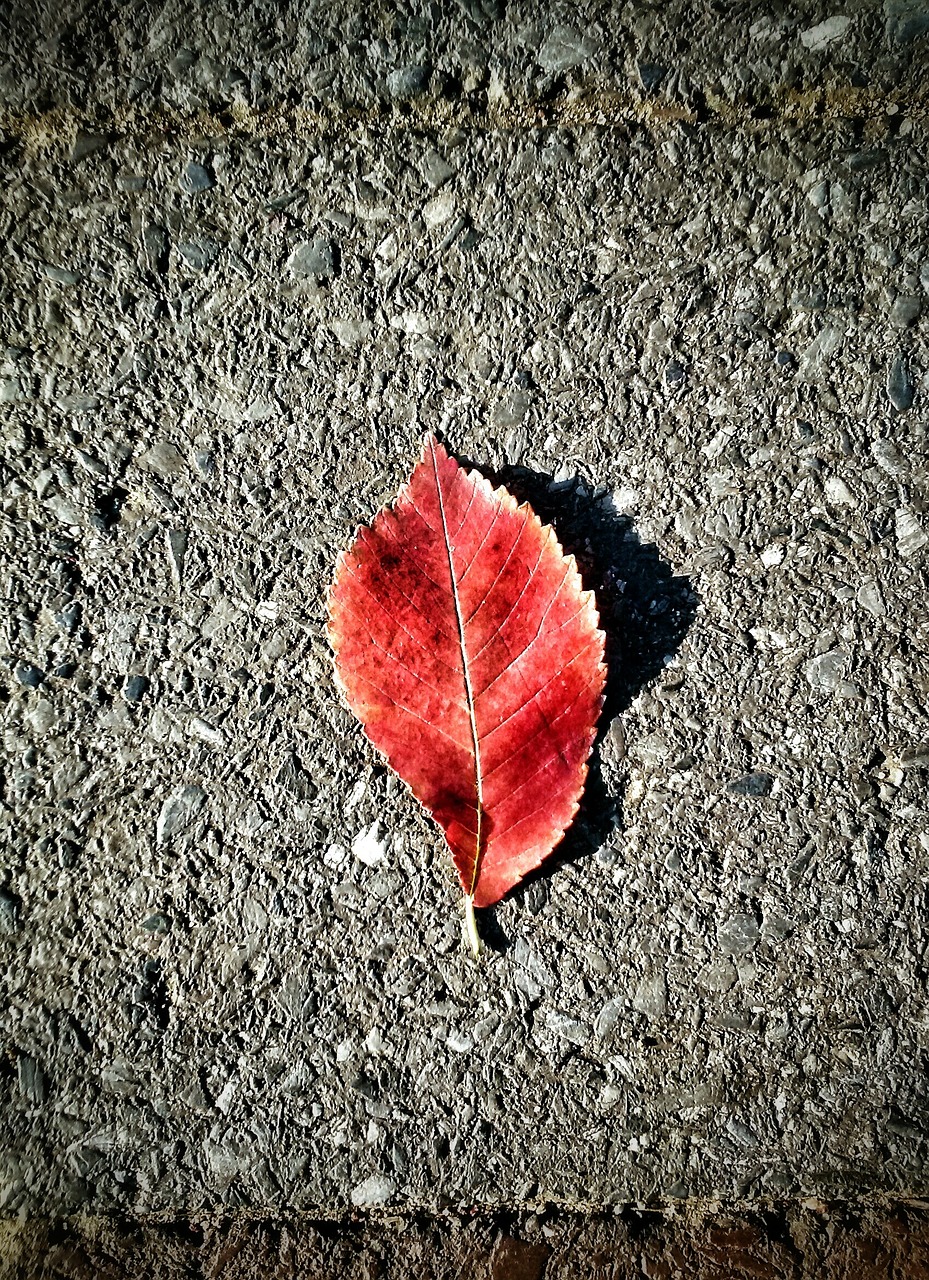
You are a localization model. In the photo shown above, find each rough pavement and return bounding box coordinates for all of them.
[1,0,928,1232]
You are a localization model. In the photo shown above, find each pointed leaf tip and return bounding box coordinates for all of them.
[328,440,607,914]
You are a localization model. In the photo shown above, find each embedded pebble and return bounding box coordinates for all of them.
[386,65,430,98]
[718,914,761,956]
[288,238,338,280]
[15,664,44,688]
[800,16,852,50]
[537,25,600,72]
[871,438,907,475]
[824,476,856,506]
[123,674,150,703]
[632,973,668,1019]
[887,354,914,411]
[896,508,928,558]
[890,295,921,327]
[856,580,886,617]
[727,772,774,797]
[156,786,207,844]
[351,1174,396,1208]
[352,822,389,867]
[805,649,848,692]
[180,161,214,194]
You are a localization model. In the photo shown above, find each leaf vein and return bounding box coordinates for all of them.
[480,637,601,777]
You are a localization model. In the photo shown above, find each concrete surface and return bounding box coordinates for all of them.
[1,0,929,1231]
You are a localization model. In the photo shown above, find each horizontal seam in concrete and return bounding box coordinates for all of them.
[1,82,926,149]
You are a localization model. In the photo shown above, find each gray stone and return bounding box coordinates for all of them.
[632,972,667,1019]
[804,649,848,693]
[762,913,794,942]
[871,437,907,475]
[0,890,20,935]
[717,914,761,957]
[123,674,150,703]
[420,150,455,189]
[697,958,738,993]
[800,323,843,380]
[896,508,928,558]
[17,1055,46,1104]
[56,394,100,413]
[512,939,552,1000]
[545,1010,589,1046]
[137,440,186,478]
[43,265,79,284]
[887,354,915,411]
[857,580,886,618]
[898,744,929,770]
[594,997,625,1040]
[727,772,774,797]
[800,16,853,50]
[15,664,44,688]
[287,237,339,280]
[726,1117,759,1147]
[890,295,921,326]
[386,65,431,99]
[177,239,220,271]
[142,912,172,933]
[156,786,207,844]
[70,131,107,162]
[352,822,388,867]
[885,0,929,44]
[637,62,666,93]
[538,24,599,72]
[179,161,214,194]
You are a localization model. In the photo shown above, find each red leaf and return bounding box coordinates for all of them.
[327,436,606,923]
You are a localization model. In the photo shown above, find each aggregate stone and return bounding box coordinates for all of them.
[156,785,208,844]
[179,161,215,194]
[14,663,44,688]
[122,674,150,702]
[288,238,340,281]
[1,0,928,1229]
[726,772,774,798]
[717,914,762,957]
[887,353,915,411]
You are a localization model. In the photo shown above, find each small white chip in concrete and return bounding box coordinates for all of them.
[824,475,856,506]
[800,15,852,51]
[896,508,928,558]
[350,1174,396,1208]
[760,544,785,567]
[323,843,348,869]
[352,821,388,866]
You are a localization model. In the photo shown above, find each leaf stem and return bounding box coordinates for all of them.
[464,894,482,956]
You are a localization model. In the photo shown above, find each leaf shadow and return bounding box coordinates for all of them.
[463,459,699,953]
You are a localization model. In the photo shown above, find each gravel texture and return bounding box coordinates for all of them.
[1,0,928,1227]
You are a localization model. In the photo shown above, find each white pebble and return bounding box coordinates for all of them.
[352,821,388,867]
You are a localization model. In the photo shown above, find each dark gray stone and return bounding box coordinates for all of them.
[727,772,774,797]
[885,0,929,44]
[180,161,215,194]
[386,65,431,98]
[888,353,915,411]
[123,674,150,703]
[15,664,44,688]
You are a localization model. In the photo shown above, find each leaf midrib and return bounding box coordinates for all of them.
[430,441,483,895]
